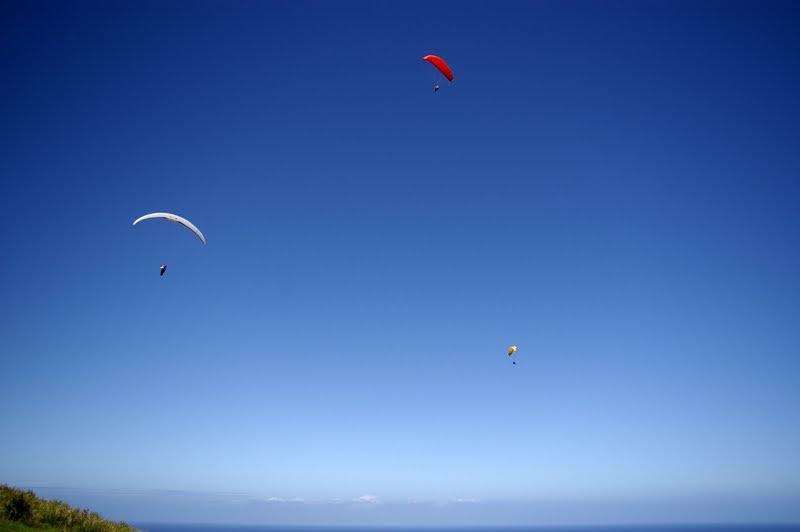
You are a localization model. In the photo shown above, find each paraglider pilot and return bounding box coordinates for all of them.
[160,264,167,276]
[434,84,440,92]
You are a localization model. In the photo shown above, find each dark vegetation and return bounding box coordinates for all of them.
[0,485,137,532]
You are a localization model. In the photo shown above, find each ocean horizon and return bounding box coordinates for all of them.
[130,523,800,532]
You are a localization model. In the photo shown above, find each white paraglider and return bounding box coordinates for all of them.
[133,212,206,276]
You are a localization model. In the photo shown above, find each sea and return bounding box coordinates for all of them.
[130,525,800,532]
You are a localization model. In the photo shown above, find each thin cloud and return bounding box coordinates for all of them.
[265,496,305,504]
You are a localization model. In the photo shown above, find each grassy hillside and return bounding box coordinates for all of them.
[0,485,137,532]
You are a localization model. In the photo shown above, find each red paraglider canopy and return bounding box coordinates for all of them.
[423,55,454,82]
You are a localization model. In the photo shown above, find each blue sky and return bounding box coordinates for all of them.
[1,0,799,526]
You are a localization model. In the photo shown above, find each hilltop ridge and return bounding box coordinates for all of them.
[1,485,137,532]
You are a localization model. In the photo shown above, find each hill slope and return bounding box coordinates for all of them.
[1,485,137,532]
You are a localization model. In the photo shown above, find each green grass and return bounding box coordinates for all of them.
[0,518,56,531]
[0,485,138,532]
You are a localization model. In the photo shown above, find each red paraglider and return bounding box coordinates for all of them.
[423,55,454,82]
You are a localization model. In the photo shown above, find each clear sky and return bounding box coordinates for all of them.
[1,0,799,526]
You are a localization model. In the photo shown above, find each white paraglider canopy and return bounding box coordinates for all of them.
[132,212,206,244]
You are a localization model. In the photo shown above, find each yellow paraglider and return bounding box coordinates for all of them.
[508,345,518,365]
